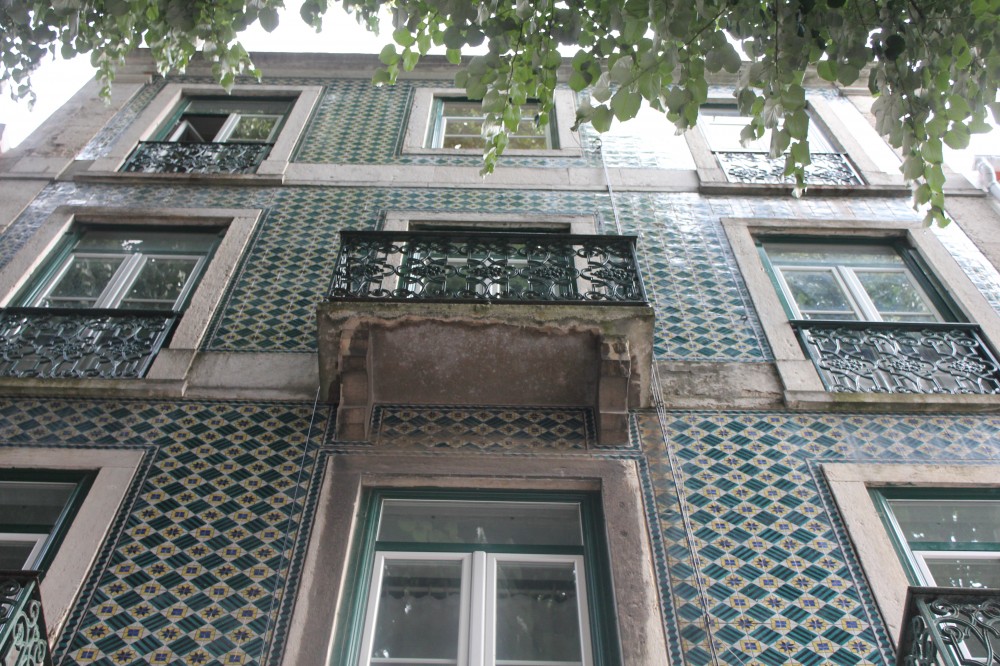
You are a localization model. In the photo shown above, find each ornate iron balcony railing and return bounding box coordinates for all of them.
[0,571,51,666]
[897,587,1000,666]
[0,308,177,379]
[715,151,863,185]
[328,230,648,305]
[121,141,271,174]
[792,320,1000,394]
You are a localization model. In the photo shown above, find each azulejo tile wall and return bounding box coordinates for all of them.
[8,181,983,365]
[5,397,999,666]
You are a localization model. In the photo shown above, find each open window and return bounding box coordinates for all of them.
[160,97,290,145]
[342,491,615,666]
[0,471,93,572]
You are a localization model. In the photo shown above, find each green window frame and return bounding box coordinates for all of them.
[0,469,94,573]
[157,97,292,144]
[871,487,1000,589]
[16,226,222,313]
[757,237,959,323]
[335,489,619,666]
[427,98,555,151]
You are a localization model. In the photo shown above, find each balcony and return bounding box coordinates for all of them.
[0,571,52,666]
[120,141,271,174]
[715,151,863,186]
[318,231,655,445]
[792,321,1000,394]
[0,308,177,379]
[897,587,1000,666]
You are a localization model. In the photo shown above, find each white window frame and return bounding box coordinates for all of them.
[0,447,143,641]
[722,217,1000,407]
[401,89,583,158]
[428,99,554,151]
[824,463,1000,643]
[763,242,945,322]
[0,532,49,569]
[0,205,262,385]
[88,83,323,178]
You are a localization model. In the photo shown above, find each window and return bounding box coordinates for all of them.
[428,99,553,150]
[701,104,836,154]
[760,241,953,323]
[18,228,220,312]
[873,488,1000,589]
[160,97,291,144]
[0,471,92,572]
[345,491,614,666]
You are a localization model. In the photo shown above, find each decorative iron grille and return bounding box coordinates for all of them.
[714,151,863,185]
[897,587,1000,666]
[793,321,1000,394]
[0,308,177,379]
[121,141,271,173]
[328,230,647,304]
[0,572,51,666]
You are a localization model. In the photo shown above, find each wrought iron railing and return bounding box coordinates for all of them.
[793,320,1000,394]
[714,151,863,185]
[328,231,648,304]
[897,587,1000,666]
[0,572,51,666]
[120,141,271,173]
[0,308,177,379]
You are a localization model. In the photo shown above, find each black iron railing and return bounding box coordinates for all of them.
[328,231,648,305]
[792,320,1000,394]
[0,572,51,666]
[0,308,177,379]
[121,141,271,173]
[715,151,863,185]
[897,587,1000,666]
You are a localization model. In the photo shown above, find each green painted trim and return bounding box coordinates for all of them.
[0,469,94,575]
[13,230,79,306]
[869,487,924,586]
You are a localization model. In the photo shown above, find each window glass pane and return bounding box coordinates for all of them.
[702,106,835,152]
[42,256,124,308]
[440,101,484,118]
[921,555,1000,589]
[887,499,1000,544]
[0,481,76,526]
[75,231,218,255]
[495,560,582,664]
[765,243,906,268]
[184,99,291,115]
[0,540,39,569]
[854,271,934,319]
[377,500,582,546]
[227,114,280,142]
[442,135,487,150]
[780,269,857,319]
[119,257,201,310]
[371,559,463,663]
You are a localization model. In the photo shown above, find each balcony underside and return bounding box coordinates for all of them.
[317,302,655,446]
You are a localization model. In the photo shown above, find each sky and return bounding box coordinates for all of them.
[0,3,997,185]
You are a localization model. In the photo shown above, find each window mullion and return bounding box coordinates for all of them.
[838,267,880,321]
[215,113,242,142]
[471,550,488,666]
[101,254,145,309]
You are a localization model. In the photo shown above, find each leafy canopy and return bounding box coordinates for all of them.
[3,0,999,224]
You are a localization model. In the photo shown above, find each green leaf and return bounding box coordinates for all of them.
[446,48,461,65]
[402,49,420,71]
[817,60,837,82]
[610,88,642,121]
[590,105,613,132]
[943,125,970,149]
[258,7,279,32]
[378,44,399,66]
[923,138,944,164]
[392,27,415,47]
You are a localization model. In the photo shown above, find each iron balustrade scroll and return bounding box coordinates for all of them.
[0,308,177,379]
[792,320,1000,394]
[0,572,52,666]
[328,230,648,305]
[121,141,271,174]
[715,151,863,185]
[897,587,1000,666]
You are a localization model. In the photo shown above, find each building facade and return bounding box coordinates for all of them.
[0,52,998,666]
